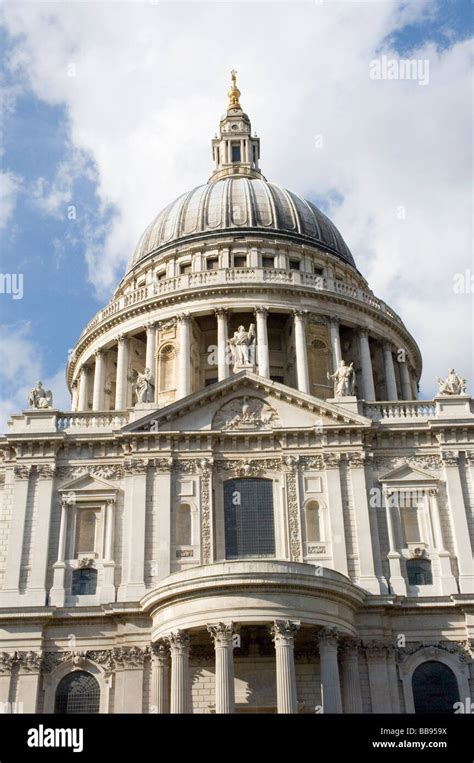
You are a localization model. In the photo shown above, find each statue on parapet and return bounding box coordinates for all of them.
[228,323,256,370]
[28,381,53,409]
[134,368,155,403]
[327,360,356,397]
[436,369,466,396]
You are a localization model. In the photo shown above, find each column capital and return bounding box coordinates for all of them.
[36,464,56,481]
[338,636,361,657]
[322,453,342,470]
[428,487,439,497]
[94,348,103,357]
[382,340,395,353]
[176,312,192,323]
[270,620,300,645]
[316,627,341,649]
[13,464,32,481]
[151,642,169,666]
[255,306,269,316]
[362,640,391,659]
[293,309,308,320]
[17,650,42,675]
[145,320,156,332]
[441,451,459,467]
[115,332,128,344]
[358,327,369,338]
[214,307,228,318]
[328,315,340,325]
[166,630,190,655]
[79,363,90,375]
[0,652,18,674]
[207,622,236,647]
[123,458,149,476]
[346,452,366,469]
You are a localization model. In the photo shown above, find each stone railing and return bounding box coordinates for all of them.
[56,412,129,431]
[80,267,404,338]
[363,401,437,421]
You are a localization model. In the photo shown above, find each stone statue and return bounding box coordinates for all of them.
[436,369,466,396]
[327,360,356,397]
[228,323,256,369]
[134,368,155,403]
[28,381,53,409]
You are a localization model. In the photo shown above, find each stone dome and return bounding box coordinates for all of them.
[128,177,356,272]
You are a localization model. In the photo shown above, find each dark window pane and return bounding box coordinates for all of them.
[412,661,459,714]
[55,671,100,714]
[72,568,97,595]
[232,145,241,162]
[224,479,275,559]
[234,256,247,268]
[289,259,300,271]
[407,559,432,585]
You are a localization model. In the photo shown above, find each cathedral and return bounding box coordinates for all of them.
[0,73,472,715]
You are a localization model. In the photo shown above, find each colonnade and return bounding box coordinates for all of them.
[74,310,418,411]
[151,623,362,715]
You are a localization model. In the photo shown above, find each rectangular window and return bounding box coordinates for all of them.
[75,509,97,556]
[224,478,275,559]
[401,504,421,544]
[262,256,275,269]
[233,255,247,268]
[231,144,241,162]
[206,257,219,270]
[289,259,300,271]
[180,263,192,275]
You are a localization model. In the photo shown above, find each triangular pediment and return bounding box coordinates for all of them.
[378,464,438,484]
[123,371,372,433]
[58,473,118,494]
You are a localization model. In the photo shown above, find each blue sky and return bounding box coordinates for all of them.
[0,0,472,428]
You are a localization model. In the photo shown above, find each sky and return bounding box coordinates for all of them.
[0,0,472,431]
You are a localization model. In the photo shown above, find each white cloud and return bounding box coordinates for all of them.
[0,322,69,432]
[0,170,22,230]
[0,0,472,398]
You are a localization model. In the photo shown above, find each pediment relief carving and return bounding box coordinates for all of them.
[212,396,279,431]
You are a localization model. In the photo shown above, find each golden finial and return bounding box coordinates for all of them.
[227,69,241,109]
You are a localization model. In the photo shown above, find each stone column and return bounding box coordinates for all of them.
[339,638,363,713]
[383,342,398,400]
[145,321,157,378]
[329,316,342,371]
[358,329,376,401]
[399,359,413,400]
[101,498,116,602]
[293,310,310,394]
[215,308,229,381]
[92,349,106,411]
[115,334,129,410]
[255,307,270,378]
[0,465,31,605]
[271,620,300,714]
[323,454,348,576]
[177,314,192,399]
[151,643,169,714]
[365,642,392,713]
[411,374,419,400]
[104,499,115,561]
[208,622,236,714]
[17,652,42,713]
[347,454,379,593]
[50,494,70,606]
[117,459,148,601]
[317,628,342,713]
[442,452,474,592]
[78,365,90,411]
[167,631,190,714]
[383,488,407,595]
[29,464,55,605]
[0,656,15,706]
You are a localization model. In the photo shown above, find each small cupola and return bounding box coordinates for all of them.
[209,70,265,183]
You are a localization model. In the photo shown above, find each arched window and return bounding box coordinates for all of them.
[224,478,275,559]
[406,558,432,586]
[72,568,97,596]
[55,671,100,714]
[412,661,459,713]
[176,503,192,545]
[158,344,176,392]
[305,501,321,543]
